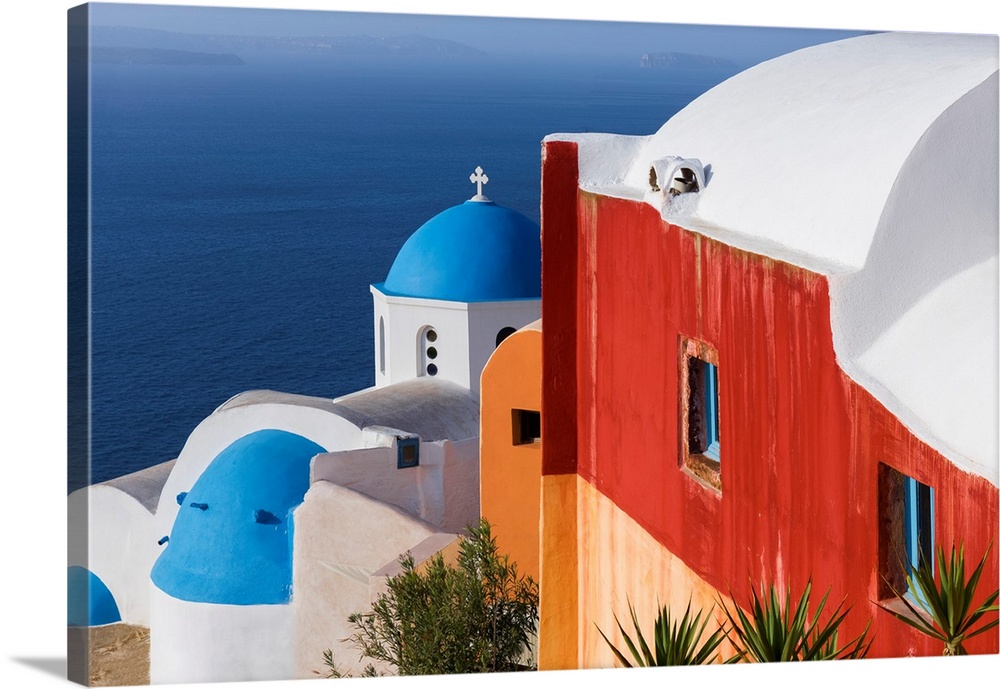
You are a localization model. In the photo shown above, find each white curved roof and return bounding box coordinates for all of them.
[218,378,479,441]
[551,31,999,485]
[602,32,997,272]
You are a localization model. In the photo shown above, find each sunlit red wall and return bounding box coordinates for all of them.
[540,140,999,662]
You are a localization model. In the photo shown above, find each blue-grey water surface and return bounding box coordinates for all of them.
[86,55,733,488]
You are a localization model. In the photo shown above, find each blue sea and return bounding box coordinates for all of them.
[85,55,734,489]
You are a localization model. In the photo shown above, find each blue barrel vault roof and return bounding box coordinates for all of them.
[150,429,325,606]
[67,566,121,627]
[376,200,541,303]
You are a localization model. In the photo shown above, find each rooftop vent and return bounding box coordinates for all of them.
[648,156,705,197]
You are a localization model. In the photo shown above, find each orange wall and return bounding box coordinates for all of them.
[576,477,738,668]
[538,473,578,670]
[480,325,543,582]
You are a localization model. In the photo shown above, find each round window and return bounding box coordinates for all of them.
[427,363,438,376]
[426,329,438,343]
[496,326,517,348]
[427,346,438,360]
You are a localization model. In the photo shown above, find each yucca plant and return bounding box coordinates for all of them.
[720,580,873,662]
[598,597,730,667]
[877,541,999,656]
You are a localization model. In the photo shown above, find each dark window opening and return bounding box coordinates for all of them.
[512,409,541,445]
[496,326,517,348]
[878,463,934,603]
[397,437,420,469]
[687,357,720,461]
[680,338,721,491]
[378,317,386,374]
[419,327,438,378]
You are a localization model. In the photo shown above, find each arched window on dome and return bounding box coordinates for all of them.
[378,317,386,375]
[418,326,439,378]
[496,326,517,348]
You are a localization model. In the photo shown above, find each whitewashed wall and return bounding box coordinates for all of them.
[372,288,471,390]
[466,300,541,396]
[832,73,999,484]
[149,586,294,684]
[67,485,158,626]
[373,287,540,395]
[290,481,447,678]
[310,435,479,533]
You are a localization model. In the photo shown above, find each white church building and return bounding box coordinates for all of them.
[68,170,542,683]
[372,167,542,395]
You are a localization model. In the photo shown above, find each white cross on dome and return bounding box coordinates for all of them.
[469,166,490,202]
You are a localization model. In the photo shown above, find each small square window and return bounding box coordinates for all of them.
[878,463,934,603]
[397,437,420,469]
[680,338,721,490]
[512,409,541,446]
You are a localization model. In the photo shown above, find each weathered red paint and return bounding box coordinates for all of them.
[540,140,580,477]
[540,145,999,658]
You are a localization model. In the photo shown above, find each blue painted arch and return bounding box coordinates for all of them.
[377,200,541,302]
[151,429,325,605]
[67,566,121,627]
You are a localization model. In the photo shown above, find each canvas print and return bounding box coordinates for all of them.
[67,2,999,685]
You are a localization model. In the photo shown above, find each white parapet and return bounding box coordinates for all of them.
[149,585,294,684]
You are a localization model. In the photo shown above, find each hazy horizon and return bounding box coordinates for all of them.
[88,3,871,69]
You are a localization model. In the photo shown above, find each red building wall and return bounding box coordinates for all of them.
[541,140,999,659]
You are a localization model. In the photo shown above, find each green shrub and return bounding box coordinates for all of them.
[339,518,539,675]
[316,650,379,679]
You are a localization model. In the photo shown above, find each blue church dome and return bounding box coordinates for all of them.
[67,566,121,627]
[151,429,325,606]
[377,199,541,302]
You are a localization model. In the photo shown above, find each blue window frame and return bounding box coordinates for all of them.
[877,464,937,603]
[703,361,720,461]
[904,476,934,604]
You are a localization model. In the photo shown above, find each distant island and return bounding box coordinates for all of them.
[640,52,738,69]
[91,47,244,66]
[90,26,487,61]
